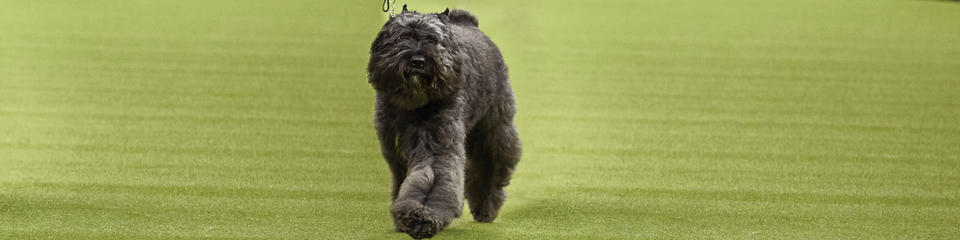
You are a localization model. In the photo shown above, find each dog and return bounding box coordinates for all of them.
[367,5,522,239]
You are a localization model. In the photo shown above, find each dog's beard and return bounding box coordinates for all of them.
[389,72,430,110]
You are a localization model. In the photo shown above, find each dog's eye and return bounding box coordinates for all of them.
[400,35,413,41]
[426,39,437,45]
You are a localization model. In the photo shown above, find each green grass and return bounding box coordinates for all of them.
[2,0,959,239]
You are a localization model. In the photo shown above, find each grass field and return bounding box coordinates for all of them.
[2,0,960,239]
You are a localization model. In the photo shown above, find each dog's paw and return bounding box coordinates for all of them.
[469,194,504,223]
[470,205,499,223]
[401,209,440,239]
[395,203,441,239]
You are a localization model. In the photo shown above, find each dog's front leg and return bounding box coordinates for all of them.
[392,121,465,239]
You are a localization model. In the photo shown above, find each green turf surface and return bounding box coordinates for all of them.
[2,0,959,239]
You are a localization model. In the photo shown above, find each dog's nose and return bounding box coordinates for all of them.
[410,55,426,68]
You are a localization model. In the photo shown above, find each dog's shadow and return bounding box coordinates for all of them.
[376,221,508,239]
[432,222,509,239]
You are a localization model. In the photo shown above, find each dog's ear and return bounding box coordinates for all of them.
[438,8,450,22]
[402,4,408,12]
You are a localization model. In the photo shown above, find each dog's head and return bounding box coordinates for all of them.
[368,5,460,110]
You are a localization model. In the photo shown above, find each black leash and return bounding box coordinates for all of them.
[382,0,394,13]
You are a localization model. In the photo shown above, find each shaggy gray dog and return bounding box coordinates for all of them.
[367,5,521,239]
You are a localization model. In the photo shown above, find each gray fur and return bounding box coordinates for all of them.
[367,6,521,239]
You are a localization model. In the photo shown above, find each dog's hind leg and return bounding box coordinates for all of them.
[465,120,521,222]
